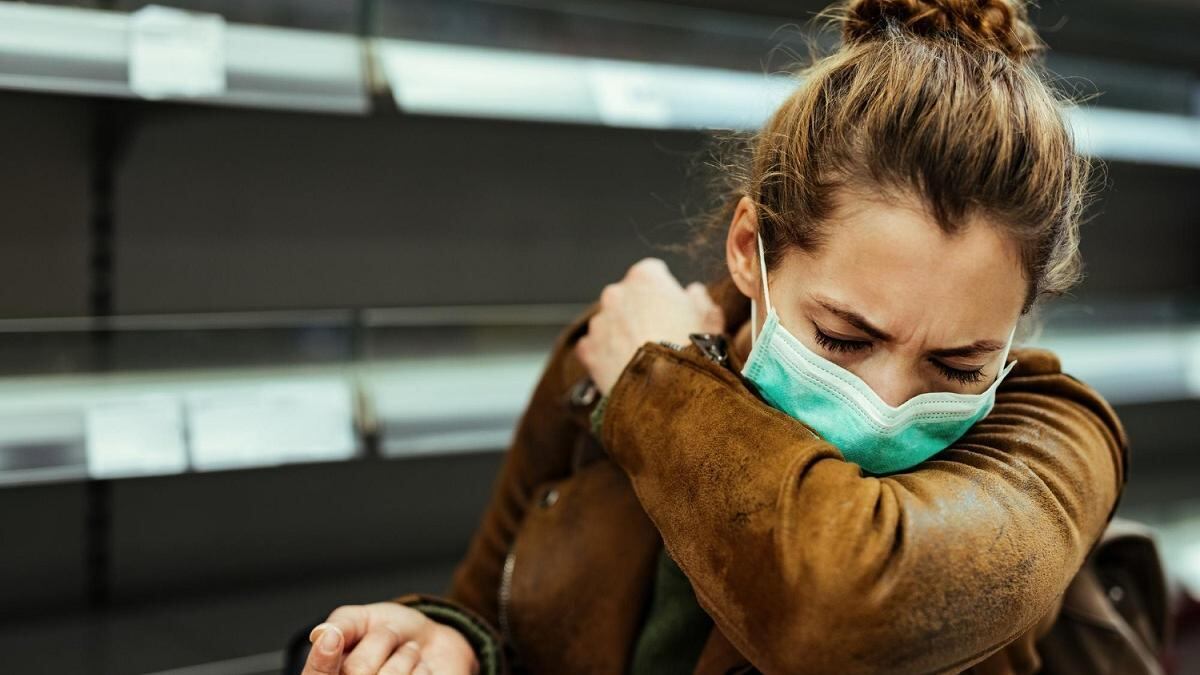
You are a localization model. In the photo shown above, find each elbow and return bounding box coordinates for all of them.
[756,626,883,675]
[753,582,985,675]
[735,582,893,675]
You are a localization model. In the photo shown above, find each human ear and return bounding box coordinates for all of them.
[726,196,763,302]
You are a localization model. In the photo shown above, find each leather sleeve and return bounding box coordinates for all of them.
[444,302,600,625]
[601,342,1128,675]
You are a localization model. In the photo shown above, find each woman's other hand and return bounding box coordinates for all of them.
[301,602,479,675]
[577,258,724,395]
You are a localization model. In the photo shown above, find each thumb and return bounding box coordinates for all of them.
[301,624,345,675]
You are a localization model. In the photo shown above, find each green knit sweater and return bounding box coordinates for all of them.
[628,545,714,674]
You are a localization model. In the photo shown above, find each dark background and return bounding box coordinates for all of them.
[1,1,1198,673]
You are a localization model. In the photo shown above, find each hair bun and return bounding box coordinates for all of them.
[843,0,1043,63]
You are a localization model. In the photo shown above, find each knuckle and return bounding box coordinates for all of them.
[327,605,360,626]
[380,624,407,642]
[600,283,622,304]
[379,649,418,675]
[634,257,667,274]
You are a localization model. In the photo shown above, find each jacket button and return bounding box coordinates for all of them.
[540,487,559,508]
[1108,585,1125,603]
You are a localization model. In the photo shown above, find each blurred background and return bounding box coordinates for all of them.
[0,0,1197,673]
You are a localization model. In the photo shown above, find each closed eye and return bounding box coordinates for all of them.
[813,326,872,353]
[930,359,986,384]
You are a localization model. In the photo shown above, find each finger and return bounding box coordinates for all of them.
[599,282,623,307]
[378,640,423,675]
[587,310,615,340]
[342,628,403,675]
[586,310,610,335]
[685,282,713,310]
[300,624,344,675]
[575,335,593,367]
[627,257,670,281]
[322,606,370,649]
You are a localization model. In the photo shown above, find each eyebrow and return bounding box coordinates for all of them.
[815,298,894,341]
[813,297,1005,358]
[928,340,1006,359]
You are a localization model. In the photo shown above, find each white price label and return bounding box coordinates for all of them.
[588,61,672,129]
[86,394,187,479]
[186,380,357,472]
[129,5,226,100]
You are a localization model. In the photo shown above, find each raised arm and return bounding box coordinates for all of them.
[599,340,1127,675]
[447,264,725,619]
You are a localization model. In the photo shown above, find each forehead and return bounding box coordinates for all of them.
[779,193,1026,341]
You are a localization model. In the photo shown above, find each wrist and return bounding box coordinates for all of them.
[589,393,610,438]
[393,593,502,675]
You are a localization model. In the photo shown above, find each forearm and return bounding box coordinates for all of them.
[601,342,1126,674]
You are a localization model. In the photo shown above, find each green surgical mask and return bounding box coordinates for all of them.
[741,234,1017,475]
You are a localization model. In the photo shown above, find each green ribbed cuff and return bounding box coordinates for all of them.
[589,393,610,438]
[401,600,502,675]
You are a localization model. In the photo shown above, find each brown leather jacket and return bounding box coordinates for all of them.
[398,284,1130,675]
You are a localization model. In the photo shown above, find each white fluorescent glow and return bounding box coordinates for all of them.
[376,39,796,130]
[1068,106,1200,169]
[0,1,367,113]
[379,39,1200,168]
[379,40,597,124]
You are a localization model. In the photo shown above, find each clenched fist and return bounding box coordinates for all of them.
[576,258,724,395]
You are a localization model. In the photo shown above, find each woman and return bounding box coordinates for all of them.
[300,0,1131,673]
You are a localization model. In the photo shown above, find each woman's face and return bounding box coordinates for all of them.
[727,193,1026,406]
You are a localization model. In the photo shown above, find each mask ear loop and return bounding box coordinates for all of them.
[750,232,772,348]
[756,232,772,311]
[993,324,1019,383]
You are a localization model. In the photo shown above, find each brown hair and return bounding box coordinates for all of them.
[699,0,1094,320]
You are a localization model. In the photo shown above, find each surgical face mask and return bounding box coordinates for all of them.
[741,234,1017,475]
